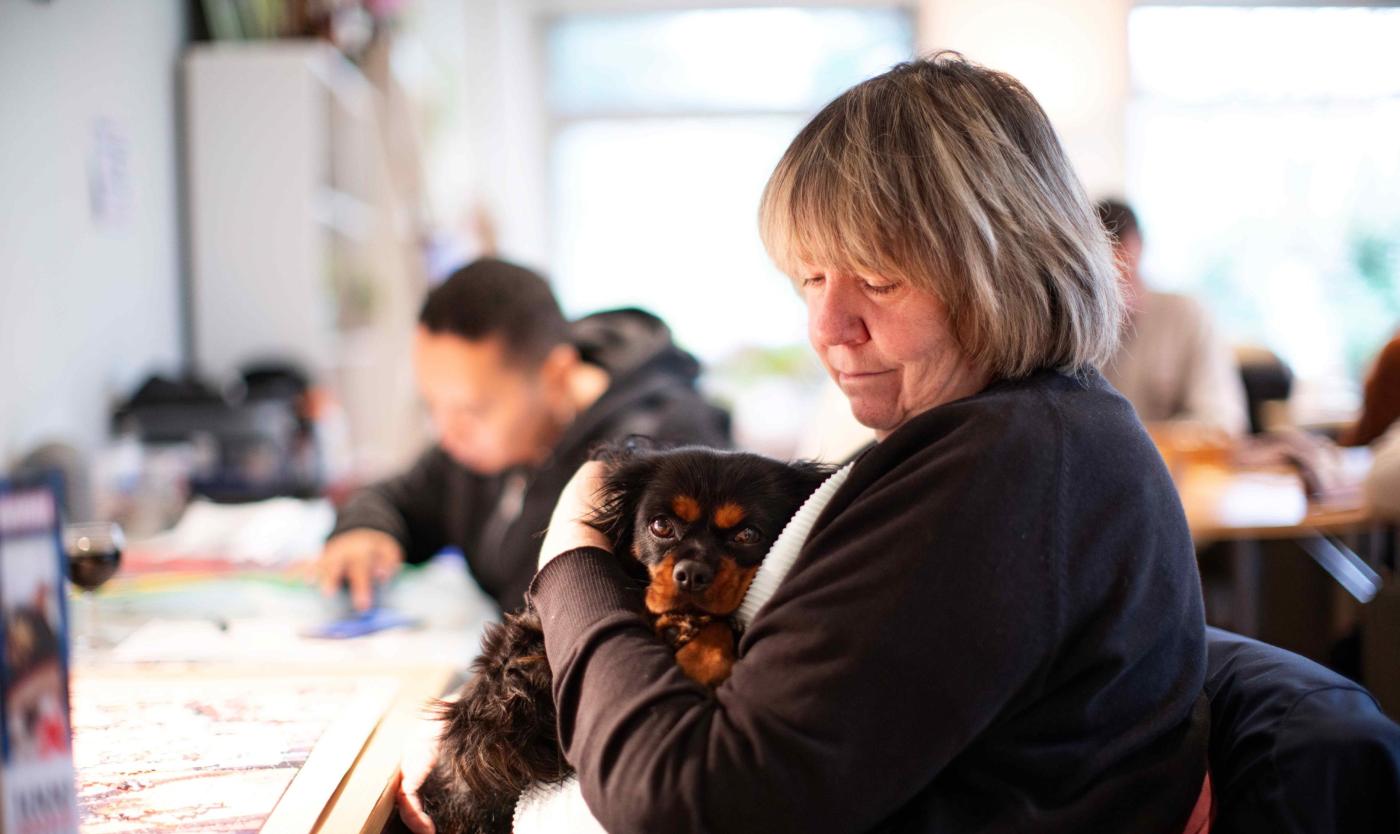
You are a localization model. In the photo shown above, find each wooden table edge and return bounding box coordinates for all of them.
[1191,505,1380,544]
[310,665,456,834]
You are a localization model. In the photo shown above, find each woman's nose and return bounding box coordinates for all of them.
[808,280,869,347]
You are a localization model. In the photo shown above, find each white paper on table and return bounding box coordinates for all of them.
[1216,472,1309,528]
[111,619,353,664]
[133,497,335,566]
[1338,445,1374,487]
[110,618,480,667]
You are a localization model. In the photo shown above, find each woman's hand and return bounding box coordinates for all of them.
[538,461,613,570]
[396,706,443,834]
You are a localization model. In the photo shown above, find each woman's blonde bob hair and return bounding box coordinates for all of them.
[759,52,1122,379]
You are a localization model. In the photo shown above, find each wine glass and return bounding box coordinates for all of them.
[62,522,124,654]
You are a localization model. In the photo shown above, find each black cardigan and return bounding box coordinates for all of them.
[530,368,1209,833]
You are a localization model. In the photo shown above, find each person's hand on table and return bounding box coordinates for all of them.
[396,702,444,834]
[537,461,613,570]
[316,529,404,611]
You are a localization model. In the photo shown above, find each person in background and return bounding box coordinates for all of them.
[1096,199,1249,438]
[315,258,730,613]
[1341,328,1400,517]
[1340,329,1400,448]
[1367,424,1400,518]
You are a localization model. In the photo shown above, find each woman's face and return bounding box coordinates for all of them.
[800,265,989,439]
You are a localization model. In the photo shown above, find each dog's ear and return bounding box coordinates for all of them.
[787,459,836,496]
[585,448,660,564]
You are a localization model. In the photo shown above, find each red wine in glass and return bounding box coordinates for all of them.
[68,549,121,591]
[62,522,124,652]
[64,523,123,591]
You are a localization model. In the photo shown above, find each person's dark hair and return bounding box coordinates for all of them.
[418,258,570,367]
[1095,199,1140,244]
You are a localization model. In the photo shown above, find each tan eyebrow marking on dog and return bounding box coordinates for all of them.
[671,496,701,523]
[713,503,746,529]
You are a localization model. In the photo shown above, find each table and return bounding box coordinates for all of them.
[1172,454,1384,602]
[312,666,453,834]
[70,661,454,834]
[68,555,489,834]
[1168,449,1397,714]
[1175,462,1377,544]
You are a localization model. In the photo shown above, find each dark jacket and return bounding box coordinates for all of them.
[330,309,730,611]
[529,368,1209,833]
[1204,627,1400,834]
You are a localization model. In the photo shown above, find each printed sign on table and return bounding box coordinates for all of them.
[0,478,79,834]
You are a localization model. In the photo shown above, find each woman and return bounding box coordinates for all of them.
[1348,328,1400,518]
[402,53,1211,833]
[1337,328,1400,519]
[1368,423,1400,518]
[1340,328,1400,448]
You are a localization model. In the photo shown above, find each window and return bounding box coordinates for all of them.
[545,6,916,361]
[1127,6,1400,416]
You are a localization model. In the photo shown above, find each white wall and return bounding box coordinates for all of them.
[919,0,1130,199]
[453,0,551,269]
[0,1,188,465]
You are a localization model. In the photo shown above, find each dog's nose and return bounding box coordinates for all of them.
[672,559,714,594]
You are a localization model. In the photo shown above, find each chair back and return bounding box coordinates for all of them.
[1205,627,1400,834]
[1235,346,1293,435]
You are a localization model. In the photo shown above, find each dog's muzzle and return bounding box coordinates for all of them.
[672,559,714,594]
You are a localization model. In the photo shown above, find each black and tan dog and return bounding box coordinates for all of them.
[419,446,829,834]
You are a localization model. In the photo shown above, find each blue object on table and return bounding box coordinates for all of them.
[303,606,420,639]
[303,580,419,639]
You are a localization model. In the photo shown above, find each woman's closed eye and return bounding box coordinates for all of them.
[800,273,898,295]
[861,279,899,295]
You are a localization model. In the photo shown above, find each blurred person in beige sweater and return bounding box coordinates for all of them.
[1096,199,1249,441]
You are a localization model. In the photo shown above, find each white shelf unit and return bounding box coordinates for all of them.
[183,41,427,478]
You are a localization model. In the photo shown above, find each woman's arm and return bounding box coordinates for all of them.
[529,440,1061,833]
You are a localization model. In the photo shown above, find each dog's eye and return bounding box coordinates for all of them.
[649,517,675,539]
[732,527,761,545]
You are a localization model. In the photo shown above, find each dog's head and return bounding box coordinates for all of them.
[588,446,830,617]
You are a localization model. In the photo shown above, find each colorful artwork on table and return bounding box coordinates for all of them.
[0,478,80,834]
[70,674,397,834]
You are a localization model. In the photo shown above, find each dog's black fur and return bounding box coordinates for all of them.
[418,446,829,834]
